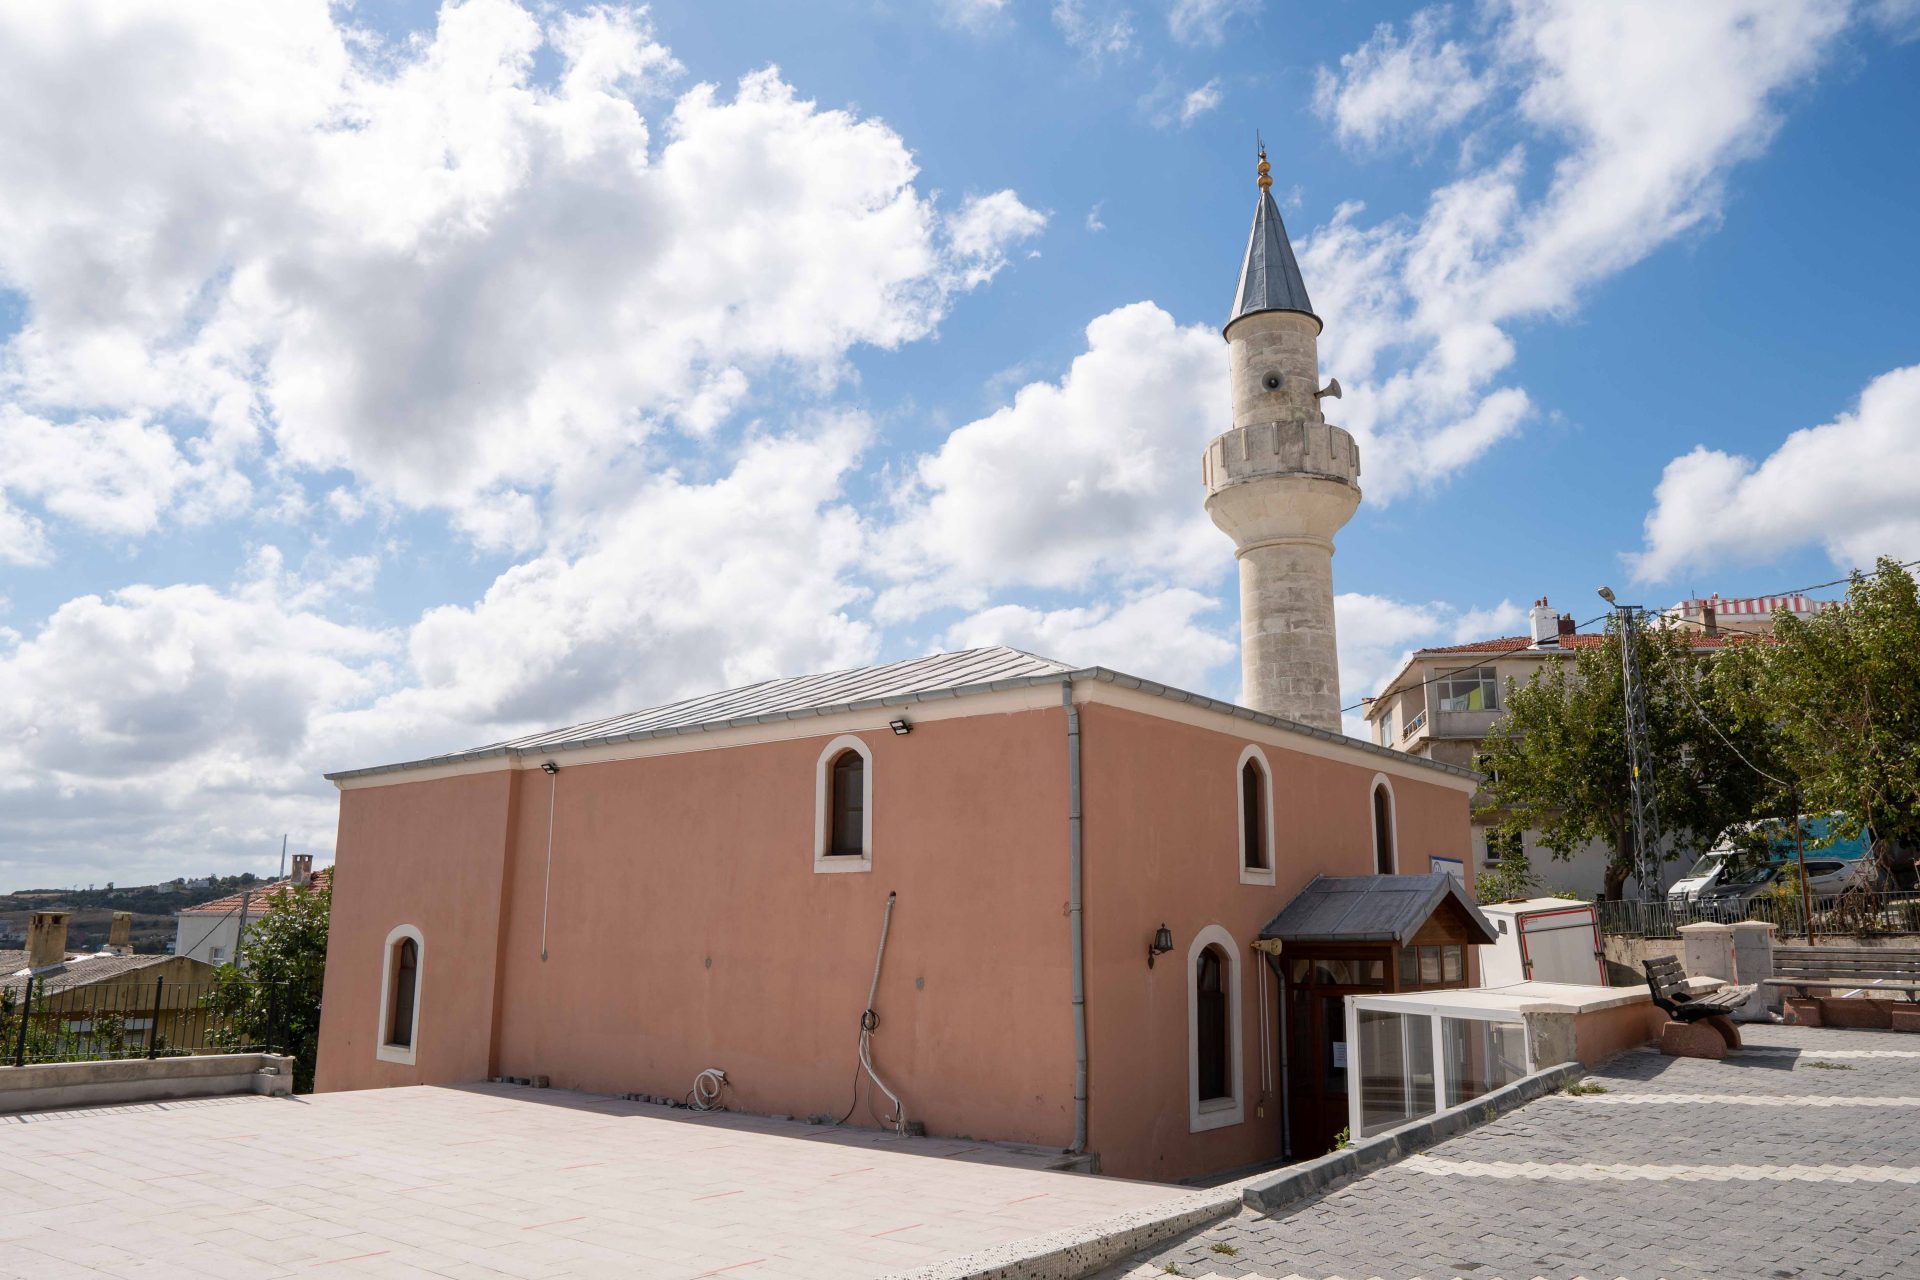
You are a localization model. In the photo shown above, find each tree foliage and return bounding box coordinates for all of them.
[1723,557,1920,877]
[1475,621,1781,898]
[203,876,332,1092]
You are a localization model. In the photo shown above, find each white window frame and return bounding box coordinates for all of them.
[1435,665,1499,714]
[1187,924,1245,1133]
[1236,745,1276,885]
[376,924,425,1065]
[1370,773,1398,875]
[813,735,874,874]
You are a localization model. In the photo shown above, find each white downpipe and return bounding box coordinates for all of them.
[540,764,558,961]
[855,891,907,1133]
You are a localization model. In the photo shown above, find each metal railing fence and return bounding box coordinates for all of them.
[1597,888,1920,939]
[1,977,286,1068]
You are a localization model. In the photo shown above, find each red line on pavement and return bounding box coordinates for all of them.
[692,1189,743,1201]
[691,1261,766,1277]
[871,1223,924,1238]
[827,1166,875,1178]
[520,1216,587,1231]
[312,1251,390,1267]
[559,1162,605,1170]
[1004,1192,1050,1204]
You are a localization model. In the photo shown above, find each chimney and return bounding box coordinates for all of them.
[1701,600,1718,638]
[1529,598,1558,647]
[1557,613,1575,641]
[108,911,133,956]
[291,854,313,888]
[26,910,70,971]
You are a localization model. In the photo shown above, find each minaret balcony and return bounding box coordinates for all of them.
[1203,418,1361,497]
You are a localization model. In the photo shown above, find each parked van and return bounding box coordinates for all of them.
[1667,849,1732,906]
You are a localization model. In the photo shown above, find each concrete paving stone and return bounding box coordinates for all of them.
[0,1083,1199,1279]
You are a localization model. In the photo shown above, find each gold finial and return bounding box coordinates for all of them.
[1256,138,1272,192]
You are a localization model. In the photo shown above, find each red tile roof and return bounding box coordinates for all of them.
[179,867,332,916]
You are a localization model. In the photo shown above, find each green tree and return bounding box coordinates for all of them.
[1476,620,1782,899]
[1745,558,1920,879]
[203,876,331,1092]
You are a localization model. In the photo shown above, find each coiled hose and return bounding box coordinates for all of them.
[688,1067,728,1111]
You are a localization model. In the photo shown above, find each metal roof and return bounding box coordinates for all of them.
[0,952,186,998]
[1259,873,1498,946]
[324,645,1480,784]
[1228,187,1318,332]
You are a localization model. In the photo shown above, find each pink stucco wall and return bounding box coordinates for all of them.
[315,770,515,1091]
[318,708,1082,1152]
[315,691,1473,1182]
[1076,702,1472,1181]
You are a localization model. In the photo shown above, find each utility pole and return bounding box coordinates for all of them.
[1600,588,1663,899]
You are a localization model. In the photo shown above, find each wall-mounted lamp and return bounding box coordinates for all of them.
[1147,924,1174,968]
[541,760,559,775]
[888,718,913,736]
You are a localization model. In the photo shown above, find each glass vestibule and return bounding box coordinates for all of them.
[1346,995,1532,1140]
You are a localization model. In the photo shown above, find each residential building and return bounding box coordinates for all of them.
[3,911,216,1057]
[312,157,1485,1182]
[173,856,331,965]
[1363,598,1765,899]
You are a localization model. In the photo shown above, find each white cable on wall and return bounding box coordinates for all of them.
[843,891,907,1134]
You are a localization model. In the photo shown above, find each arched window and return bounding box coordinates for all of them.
[1237,745,1275,885]
[389,939,418,1047]
[814,735,874,873]
[1372,778,1397,875]
[1186,924,1243,1131]
[376,924,424,1065]
[830,751,865,856]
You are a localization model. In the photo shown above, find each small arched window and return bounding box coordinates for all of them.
[1241,761,1266,870]
[1237,745,1275,884]
[829,750,865,857]
[1372,780,1396,875]
[388,938,418,1047]
[1187,924,1243,1132]
[1195,946,1230,1102]
[814,735,874,873]
[376,924,424,1065]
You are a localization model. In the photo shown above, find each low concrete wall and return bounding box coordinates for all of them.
[0,1053,294,1114]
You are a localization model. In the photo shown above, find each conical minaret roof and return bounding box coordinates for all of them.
[1227,149,1319,333]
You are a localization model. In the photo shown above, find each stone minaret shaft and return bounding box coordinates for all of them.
[1203,149,1361,732]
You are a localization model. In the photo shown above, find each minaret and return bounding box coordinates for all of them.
[1203,147,1361,732]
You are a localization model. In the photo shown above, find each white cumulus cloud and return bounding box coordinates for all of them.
[1630,364,1920,582]
[0,0,1037,557]
[1313,6,1491,150]
[1302,0,1853,503]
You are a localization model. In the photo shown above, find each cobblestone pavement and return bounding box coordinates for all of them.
[1101,1026,1920,1280]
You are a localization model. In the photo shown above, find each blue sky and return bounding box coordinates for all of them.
[2,0,1917,891]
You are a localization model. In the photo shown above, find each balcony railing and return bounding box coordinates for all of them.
[1400,709,1427,740]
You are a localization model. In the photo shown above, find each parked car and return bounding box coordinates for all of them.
[1696,857,1873,917]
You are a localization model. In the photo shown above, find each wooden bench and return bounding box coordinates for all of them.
[1762,946,1920,1029]
[1644,956,1755,1058]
